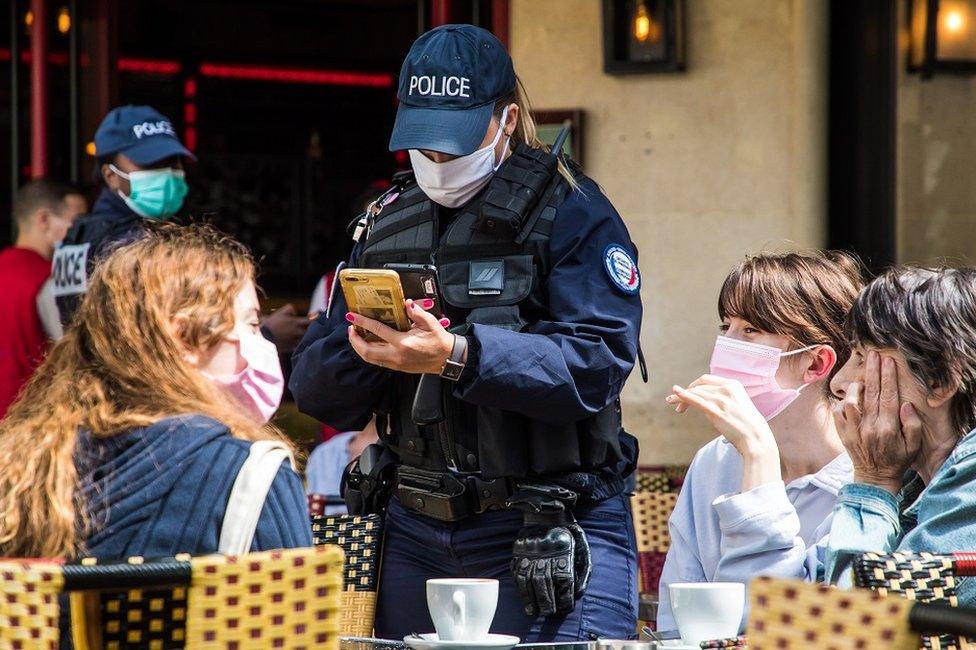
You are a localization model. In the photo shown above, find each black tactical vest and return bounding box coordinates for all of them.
[357,145,628,487]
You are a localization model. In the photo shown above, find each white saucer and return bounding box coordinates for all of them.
[403,633,520,650]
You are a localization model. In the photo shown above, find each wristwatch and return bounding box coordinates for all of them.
[440,334,468,381]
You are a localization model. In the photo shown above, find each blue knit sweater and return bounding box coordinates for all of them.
[76,414,312,558]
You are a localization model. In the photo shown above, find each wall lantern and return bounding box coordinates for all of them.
[909,0,976,77]
[602,0,685,74]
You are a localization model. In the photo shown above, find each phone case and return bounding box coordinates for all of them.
[384,263,445,320]
[339,269,410,341]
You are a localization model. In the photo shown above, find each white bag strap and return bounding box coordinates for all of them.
[218,440,294,555]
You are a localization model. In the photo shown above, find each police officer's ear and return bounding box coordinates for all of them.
[501,103,519,138]
[101,157,127,194]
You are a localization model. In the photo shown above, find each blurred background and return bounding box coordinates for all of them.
[2,0,975,462]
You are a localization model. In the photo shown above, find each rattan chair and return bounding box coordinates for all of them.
[748,576,920,649]
[635,464,688,493]
[312,513,384,637]
[0,546,344,650]
[854,551,976,650]
[749,576,976,650]
[631,491,678,593]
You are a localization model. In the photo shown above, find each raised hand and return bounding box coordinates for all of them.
[834,351,922,495]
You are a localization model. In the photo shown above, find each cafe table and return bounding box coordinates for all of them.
[339,639,650,650]
[339,636,745,649]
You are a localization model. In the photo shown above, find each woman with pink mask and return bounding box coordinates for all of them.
[656,252,863,632]
[0,223,310,563]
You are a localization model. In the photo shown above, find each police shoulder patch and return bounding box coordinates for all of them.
[603,244,640,295]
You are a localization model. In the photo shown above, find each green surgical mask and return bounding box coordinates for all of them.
[110,164,188,219]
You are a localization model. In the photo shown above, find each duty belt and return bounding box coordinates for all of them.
[395,466,515,522]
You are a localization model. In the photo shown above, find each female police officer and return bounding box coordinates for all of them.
[291,24,643,642]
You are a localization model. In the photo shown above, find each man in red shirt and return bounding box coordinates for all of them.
[0,180,86,418]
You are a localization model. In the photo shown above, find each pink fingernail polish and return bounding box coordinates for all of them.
[439,318,451,328]
[345,312,355,323]
[422,298,435,309]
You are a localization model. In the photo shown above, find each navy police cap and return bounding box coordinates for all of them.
[94,105,195,165]
[389,24,516,156]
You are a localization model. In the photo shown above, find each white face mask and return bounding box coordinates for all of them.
[409,106,510,208]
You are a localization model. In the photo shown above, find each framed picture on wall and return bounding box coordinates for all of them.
[532,109,585,165]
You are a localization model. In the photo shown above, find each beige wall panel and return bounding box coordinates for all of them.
[510,0,828,462]
[897,37,976,265]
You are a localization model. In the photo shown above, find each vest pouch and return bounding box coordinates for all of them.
[476,407,530,479]
[438,255,535,309]
[577,401,625,470]
[528,419,583,475]
[389,373,436,468]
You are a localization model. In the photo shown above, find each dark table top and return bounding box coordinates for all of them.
[340,640,597,650]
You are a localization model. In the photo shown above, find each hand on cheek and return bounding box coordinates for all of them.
[834,351,922,495]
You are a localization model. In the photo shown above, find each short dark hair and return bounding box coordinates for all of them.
[718,251,866,391]
[13,179,80,225]
[846,266,976,434]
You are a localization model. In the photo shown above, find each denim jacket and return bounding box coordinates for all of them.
[825,428,976,607]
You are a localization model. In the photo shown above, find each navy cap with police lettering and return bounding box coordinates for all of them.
[389,24,516,156]
[94,105,196,165]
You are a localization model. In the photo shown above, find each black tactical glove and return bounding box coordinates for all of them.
[507,485,592,617]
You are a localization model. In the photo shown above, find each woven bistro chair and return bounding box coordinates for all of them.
[312,513,384,637]
[630,490,679,630]
[0,546,344,650]
[749,576,976,650]
[854,551,976,650]
[748,576,919,650]
[635,464,689,493]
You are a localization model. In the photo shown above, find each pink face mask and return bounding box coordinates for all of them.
[709,336,818,421]
[207,332,284,424]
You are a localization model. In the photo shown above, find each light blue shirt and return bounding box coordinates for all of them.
[826,427,976,606]
[305,431,355,515]
[657,437,852,632]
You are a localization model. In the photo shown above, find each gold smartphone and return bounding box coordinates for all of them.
[339,268,410,342]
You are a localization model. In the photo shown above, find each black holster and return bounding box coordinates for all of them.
[341,443,397,515]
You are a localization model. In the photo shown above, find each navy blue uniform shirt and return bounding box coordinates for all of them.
[290,176,643,433]
[54,188,144,327]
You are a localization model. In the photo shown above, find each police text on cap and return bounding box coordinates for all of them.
[132,121,176,140]
[409,75,471,98]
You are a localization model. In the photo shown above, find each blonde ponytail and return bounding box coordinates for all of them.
[496,77,580,191]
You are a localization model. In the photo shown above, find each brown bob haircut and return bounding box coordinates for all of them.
[718,251,866,390]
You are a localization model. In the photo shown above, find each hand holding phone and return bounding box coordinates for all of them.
[384,263,445,321]
[339,269,410,342]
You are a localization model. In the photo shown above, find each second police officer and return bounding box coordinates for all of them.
[291,25,643,641]
[51,105,310,350]
[52,105,194,327]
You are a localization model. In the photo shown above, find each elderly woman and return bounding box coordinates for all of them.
[826,266,976,605]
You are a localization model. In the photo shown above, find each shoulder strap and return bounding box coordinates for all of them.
[218,440,294,555]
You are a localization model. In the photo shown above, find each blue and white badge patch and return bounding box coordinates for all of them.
[604,244,640,295]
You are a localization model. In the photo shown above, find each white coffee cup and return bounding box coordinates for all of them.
[668,582,744,644]
[426,578,499,641]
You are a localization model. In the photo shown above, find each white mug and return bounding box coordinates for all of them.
[426,578,499,641]
[668,582,744,644]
